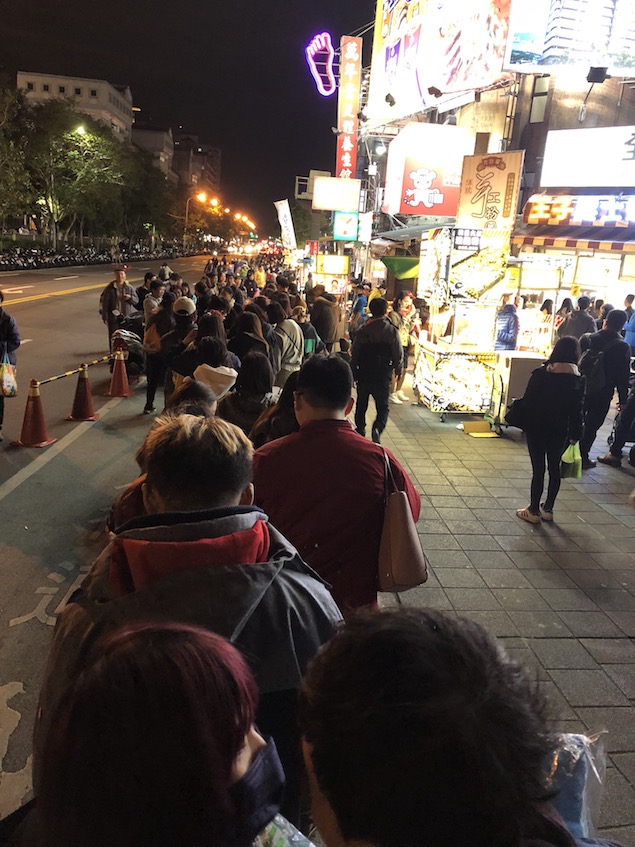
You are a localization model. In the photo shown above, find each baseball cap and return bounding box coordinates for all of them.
[173,296,196,316]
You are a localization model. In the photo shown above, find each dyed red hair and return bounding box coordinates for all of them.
[37,623,258,847]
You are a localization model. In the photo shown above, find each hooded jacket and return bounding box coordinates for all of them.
[35,506,342,808]
[271,319,303,384]
[193,363,238,399]
[351,316,403,380]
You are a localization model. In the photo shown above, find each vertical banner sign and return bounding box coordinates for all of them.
[273,199,298,250]
[336,36,363,179]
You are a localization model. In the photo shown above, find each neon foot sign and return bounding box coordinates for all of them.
[306,32,337,97]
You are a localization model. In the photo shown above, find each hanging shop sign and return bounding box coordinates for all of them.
[365,0,512,124]
[541,126,635,189]
[333,211,359,241]
[453,228,483,251]
[306,32,337,97]
[316,254,350,276]
[382,123,474,217]
[312,176,362,213]
[306,240,319,256]
[524,194,635,227]
[336,36,363,179]
[456,151,525,231]
[357,211,373,243]
[505,0,635,77]
[273,199,297,250]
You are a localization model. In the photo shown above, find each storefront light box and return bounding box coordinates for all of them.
[540,126,635,189]
[316,254,350,276]
[312,177,362,213]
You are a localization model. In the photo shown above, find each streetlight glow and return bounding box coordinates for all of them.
[196,192,207,203]
[210,198,219,207]
[224,208,230,213]
[234,213,242,220]
[75,125,86,135]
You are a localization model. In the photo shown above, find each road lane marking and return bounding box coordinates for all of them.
[2,286,34,294]
[4,277,143,305]
[0,396,125,504]
[53,275,79,280]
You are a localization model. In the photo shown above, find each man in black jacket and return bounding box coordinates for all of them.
[579,308,631,469]
[351,297,403,443]
[557,295,597,340]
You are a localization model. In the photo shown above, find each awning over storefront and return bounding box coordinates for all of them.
[374,218,453,243]
[380,256,420,279]
[512,225,635,254]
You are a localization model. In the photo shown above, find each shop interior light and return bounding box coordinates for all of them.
[375,142,387,156]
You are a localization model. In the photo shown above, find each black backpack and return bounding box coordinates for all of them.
[578,336,622,394]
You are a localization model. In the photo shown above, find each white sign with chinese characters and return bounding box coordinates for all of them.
[273,199,297,250]
[541,126,635,188]
[456,151,525,231]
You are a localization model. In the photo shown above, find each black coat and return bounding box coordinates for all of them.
[580,329,631,405]
[522,365,585,441]
[0,309,20,365]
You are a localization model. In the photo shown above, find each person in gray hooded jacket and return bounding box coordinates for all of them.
[35,415,341,825]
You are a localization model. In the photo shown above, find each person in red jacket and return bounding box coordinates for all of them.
[253,355,421,616]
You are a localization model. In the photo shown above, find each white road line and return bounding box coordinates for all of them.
[2,286,34,294]
[20,339,32,344]
[0,397,125,504]
[53,275,79,281]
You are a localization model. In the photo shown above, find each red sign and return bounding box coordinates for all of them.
[307,240,319,256]
[383,123,474,217]
[336,36,362,179]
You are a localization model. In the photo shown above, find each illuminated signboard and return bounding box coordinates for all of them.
[505,0,635,76]
[333,211,359,241]
[524,194,635,227]
[456,151,525,231]
[312,176,362,213]
[336,36,363,179]
[306,32,337,97]
[382,123,474,217]
[316,254,350,276]
[365,0,512,124]
[541,126,635,189]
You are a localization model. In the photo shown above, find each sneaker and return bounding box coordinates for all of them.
[143,406,156,415]
[371,426,381,444]
[397,390,409,402]
[516,507,541,524]
[597,453,621,467]
[582,458,596,470]
[390,393,403,404]
[539,504,554,522]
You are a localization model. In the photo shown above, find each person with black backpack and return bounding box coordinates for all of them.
[578,308,631,469]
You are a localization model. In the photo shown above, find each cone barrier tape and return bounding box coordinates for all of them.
[11,380,57,448]
[66,365,99,421]
[106,350,133,397]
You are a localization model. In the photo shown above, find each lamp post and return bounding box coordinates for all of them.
[183,192,207,248]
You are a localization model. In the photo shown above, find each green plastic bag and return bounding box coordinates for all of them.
[561,442,582,479]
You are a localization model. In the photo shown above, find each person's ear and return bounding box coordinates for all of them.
[345,396,355,416]
[239,482,254,506]
[142,481,161,514]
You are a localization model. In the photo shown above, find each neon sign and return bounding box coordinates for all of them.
[306,32,337,97]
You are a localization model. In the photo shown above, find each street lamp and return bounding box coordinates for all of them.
[184,192,208,247]
[75,125,86,135]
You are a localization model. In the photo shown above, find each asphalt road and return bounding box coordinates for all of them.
[0,255,206,820]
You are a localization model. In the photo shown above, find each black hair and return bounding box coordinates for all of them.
[267,302,286,325]
[539,299,553,314]
[296,355,352,410]
[369,298,388,317]
[276,275,290,289]
[235,353,274,396]
[577,296,591,311]
[150,279,164,293]
[626,294,635,305]
[208,295,229,315]
[606,308,628,332]
[0,290,4,304]
[299,609,556,847]
[144,272,156,283]
[548,335,580,364]
[196,337,227,368]
[165,379,217,416]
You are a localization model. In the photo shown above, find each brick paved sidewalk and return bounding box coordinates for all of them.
[370,389,635,846]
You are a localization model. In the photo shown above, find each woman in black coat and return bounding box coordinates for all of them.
[0,289,21,440]
[516,336,585,524]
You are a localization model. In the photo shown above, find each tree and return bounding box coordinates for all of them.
[25,101,124,248]
[0,87,31,224]
[119,148,172,247]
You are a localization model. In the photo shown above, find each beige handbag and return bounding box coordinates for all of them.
[378,449,429,593]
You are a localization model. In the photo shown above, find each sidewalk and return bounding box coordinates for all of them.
[376,388,635,846]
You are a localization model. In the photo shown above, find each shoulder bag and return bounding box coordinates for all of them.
[378,449,429,593]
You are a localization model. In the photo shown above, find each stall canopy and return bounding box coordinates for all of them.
[512,225,635,255]
[381,256,420,279]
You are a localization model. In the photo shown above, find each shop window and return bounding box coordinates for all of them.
[26,81,34,91]
[529,76,549,124]
[58,85,66,94]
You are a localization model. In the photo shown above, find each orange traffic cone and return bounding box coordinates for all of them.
[106,350,133,398]
[11,380,57,448]
[66,366,99,421]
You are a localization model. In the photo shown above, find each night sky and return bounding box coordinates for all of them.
[0,0,375,235]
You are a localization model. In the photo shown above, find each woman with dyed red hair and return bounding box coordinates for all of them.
[36,623,287,847]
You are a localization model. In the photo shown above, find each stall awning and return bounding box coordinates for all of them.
[381,256,420,279]
[374,218,454,243]
[512,225,635,254]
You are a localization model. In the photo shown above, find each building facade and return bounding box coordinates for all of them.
[16,71,133,141]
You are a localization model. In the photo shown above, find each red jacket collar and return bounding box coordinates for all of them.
[299,418,354,432]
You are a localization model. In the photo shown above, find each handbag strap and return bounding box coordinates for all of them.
[381,447,399,495]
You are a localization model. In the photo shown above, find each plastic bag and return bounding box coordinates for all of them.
[0,350,17,398]
[548,732,607,839]
[561,442,582,479]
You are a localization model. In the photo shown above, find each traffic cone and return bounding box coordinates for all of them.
[11,380,57,448]
[66,366,99,421]
[106,350,133,397]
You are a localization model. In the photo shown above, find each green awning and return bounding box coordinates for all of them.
[380,256,420,279]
